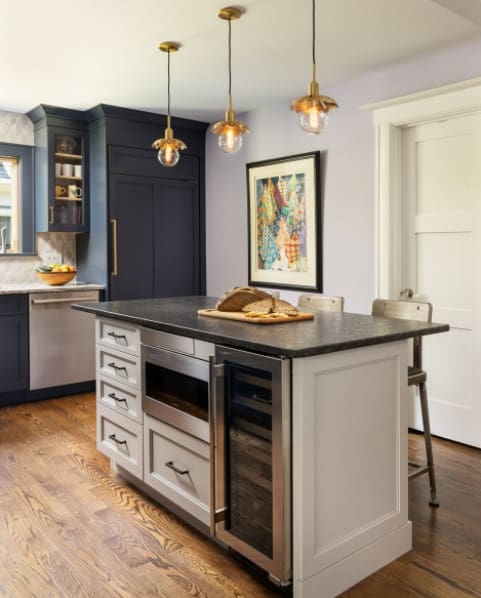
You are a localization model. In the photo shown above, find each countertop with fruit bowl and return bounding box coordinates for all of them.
[0,263,104,294]
[0,281,104,295]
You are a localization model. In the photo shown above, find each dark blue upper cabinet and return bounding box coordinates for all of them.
[27,106,90,233]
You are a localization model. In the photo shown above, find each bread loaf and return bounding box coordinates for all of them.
[215,286,272,312]
[241,298,299,316]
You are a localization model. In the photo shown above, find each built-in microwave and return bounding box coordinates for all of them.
[141,328,210,443]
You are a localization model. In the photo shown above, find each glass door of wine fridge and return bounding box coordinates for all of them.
[212,346,291,586]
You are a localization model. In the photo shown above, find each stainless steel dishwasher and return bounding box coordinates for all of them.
[29,289,99,390]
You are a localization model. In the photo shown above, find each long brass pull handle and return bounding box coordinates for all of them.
[111,218,118,276]
[49,206,54,225]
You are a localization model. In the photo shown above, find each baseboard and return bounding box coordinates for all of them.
[294,522,412,598]
[28,380,95,402]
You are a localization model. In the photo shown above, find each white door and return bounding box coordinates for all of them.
[402,113,481,448]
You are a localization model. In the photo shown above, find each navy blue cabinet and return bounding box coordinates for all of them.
[27,106,90,233]
[76,105,208,301]
[0,295,28,405]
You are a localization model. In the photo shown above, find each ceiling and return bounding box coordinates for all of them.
[3,0,481,123]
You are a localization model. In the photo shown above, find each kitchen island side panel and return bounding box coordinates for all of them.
[292,340,411,598]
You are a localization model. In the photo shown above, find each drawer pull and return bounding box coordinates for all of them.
[107,331,127,341]
[108,433,127,445]
[107,362,128,374]
[108,392,127,404]
[165,460,189,475]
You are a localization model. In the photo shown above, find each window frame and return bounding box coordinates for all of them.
[0,142,34,255]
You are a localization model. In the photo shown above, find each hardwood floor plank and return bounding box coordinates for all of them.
[1,393,481,597]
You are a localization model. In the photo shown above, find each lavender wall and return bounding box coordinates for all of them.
[205,36,481,313]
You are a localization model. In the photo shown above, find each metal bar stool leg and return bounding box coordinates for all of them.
[419,381,439,507]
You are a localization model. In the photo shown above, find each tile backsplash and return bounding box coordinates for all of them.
[0,233,76,283]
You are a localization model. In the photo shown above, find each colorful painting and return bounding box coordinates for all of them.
[247,152,321,291]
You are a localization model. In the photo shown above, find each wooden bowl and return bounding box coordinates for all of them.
[36,271,76,286]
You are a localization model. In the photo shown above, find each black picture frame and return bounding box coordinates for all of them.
[246,151,322,292]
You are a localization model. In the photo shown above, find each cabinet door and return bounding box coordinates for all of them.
[49,126,89,233]
[153,179,202,297]
[109,172,203,301]
[0,315,28,394]
[109,174,155,300]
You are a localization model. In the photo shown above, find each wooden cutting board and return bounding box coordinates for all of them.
[197,308,314,324]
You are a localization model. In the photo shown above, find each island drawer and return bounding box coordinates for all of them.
[97,375,142,423]
[143,414,210,526]
[96,345,140,389]
[97,404,143,478]
[96,318,140,356]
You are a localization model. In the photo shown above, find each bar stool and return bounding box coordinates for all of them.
[372,298,439,507]
[298,294,344,312]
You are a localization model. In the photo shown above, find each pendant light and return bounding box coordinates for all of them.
[152,42,187,167]
[291,0,337,134]
[210,6,249,154]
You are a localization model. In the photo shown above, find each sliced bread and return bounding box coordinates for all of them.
[241,298,299,316]
[215,286,272,311]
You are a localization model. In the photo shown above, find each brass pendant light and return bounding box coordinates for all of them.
[291,0,338,134]
[152,41,187,167]
[210,6,249,154]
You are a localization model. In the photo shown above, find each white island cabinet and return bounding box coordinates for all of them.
[73,296,448,598]
[292,341,409,597]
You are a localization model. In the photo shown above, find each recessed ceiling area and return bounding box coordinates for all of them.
[3,0,481,122]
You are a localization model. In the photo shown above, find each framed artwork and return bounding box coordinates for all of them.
[246,151,322,292]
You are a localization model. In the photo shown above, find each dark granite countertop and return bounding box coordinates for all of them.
[73,295,449,358]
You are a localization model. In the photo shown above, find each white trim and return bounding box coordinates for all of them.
[369,78,481,299]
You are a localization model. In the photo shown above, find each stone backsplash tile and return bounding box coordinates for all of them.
[0,233,76,283]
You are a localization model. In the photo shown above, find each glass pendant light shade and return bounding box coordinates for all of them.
[152,41,187,167]
[210,7,249,154]
[299,107,328,134]
[157,143,180,167]
[291,0,337,133]
[211,101,249,154]
[153,123,185,167]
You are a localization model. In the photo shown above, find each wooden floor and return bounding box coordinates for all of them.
[0,394,480,597]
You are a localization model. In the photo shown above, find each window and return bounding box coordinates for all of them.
[0,143,34,254]
[0,156,19,252]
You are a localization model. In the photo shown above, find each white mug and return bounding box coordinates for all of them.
[55,162,62,176]
[73,164,82,178]
[62,163,73,177]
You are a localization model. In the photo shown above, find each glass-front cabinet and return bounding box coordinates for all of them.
[27,106,89,233]
[52,132,87,230]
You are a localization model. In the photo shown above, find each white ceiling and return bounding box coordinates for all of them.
[3,0,481,122]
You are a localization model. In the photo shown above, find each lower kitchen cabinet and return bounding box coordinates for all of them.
[95,318,144,478]
[97,403,143,478]
[0,295,28,402]
[143,414,210,526]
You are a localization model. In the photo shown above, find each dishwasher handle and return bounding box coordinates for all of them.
[30,295,99,305]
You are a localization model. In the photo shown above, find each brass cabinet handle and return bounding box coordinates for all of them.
[111,218,118,276]
[49,206,54,225]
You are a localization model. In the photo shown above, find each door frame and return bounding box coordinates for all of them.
[363,76,481,299]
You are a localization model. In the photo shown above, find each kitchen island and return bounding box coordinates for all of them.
[74,296,448,598]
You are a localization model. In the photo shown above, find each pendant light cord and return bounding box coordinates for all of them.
[312,0,316,66]
[228,18,232,96]
[167,50,171,118]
